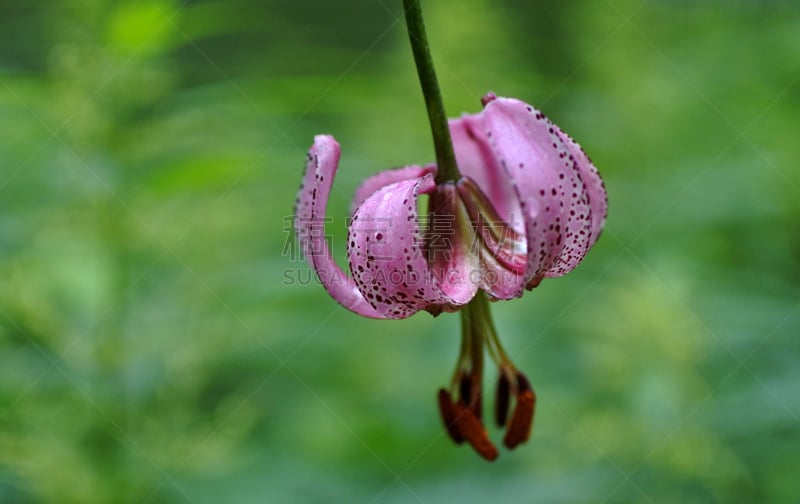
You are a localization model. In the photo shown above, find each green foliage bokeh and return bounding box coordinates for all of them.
[1,1,798,502]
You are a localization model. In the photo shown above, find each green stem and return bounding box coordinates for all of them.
[402,0,461,184]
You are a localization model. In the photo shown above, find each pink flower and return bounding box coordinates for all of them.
[294,92,606,460]
[294,93,607,319]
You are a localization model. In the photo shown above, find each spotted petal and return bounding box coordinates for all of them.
[348,175,456,318]
[449,116,522,227]
[295,135,384,318]
[447,115,529,299]
[480,97,603,284]
[350,164,436,215]
[553,128,608,247]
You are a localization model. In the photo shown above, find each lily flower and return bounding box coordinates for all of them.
[295,93,607,460]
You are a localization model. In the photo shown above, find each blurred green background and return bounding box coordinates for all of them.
[1,0,798,502]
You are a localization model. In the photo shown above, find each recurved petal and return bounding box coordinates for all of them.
[426,183,480,306]
[480,97,597,283]
[350,164,436,215]
[457,177,527,300]
[348,175,452,319]
[449,116,522,227]
[295,135,384,319]
[553,128,608,249]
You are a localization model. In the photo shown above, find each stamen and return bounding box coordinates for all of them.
[461,299,485,422]
[466,372,483,421]
[494,371,511,427]
[459,373,471,408]
[503,372,536,449]
[443,291,538,460]
[437,388,464,444]
[452,401,499,461]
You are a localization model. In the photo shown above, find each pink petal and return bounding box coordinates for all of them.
[449,115,529,299]
[480,98,601,283]
[426,183,480,306]
[449,115,523,229]
[295,135,384,319]
[348,175,456,318]
[457,177,527,300]
[553,128,608,248]
[350,165,436,215]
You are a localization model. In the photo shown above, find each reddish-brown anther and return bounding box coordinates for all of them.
[458,372,483,421]
[503,373,536,449]
[495,372,511,427]
[437,388,464,444]
[459,375,472,409]
[452,402,499,461]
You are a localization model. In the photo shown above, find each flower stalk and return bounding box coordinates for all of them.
[296,0,607,462]
[402,0,461,184]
